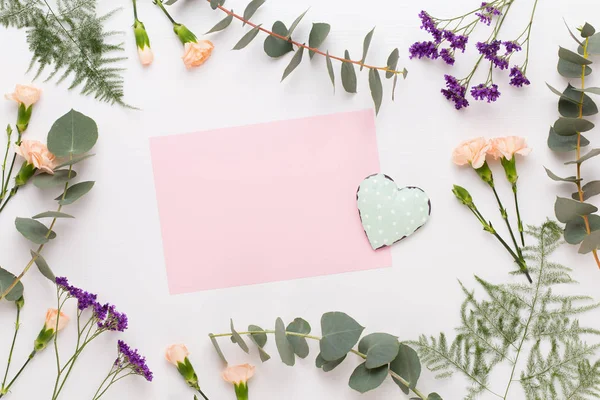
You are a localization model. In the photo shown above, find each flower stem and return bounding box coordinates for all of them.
[154,0,177,24]
[491,185,522,256]
[205,0,404,75]
[0,187,18,214]
[209,331,428,399]
[196,389,210,400]
[132,0,138,20]
[512,184,525,246]
[0,351,36,397]
[1,306,21,392]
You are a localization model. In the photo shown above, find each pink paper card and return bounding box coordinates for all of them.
[149,110,391,294]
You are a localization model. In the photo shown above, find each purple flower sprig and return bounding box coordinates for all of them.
[91,341,153,400]
[52,277,130,400]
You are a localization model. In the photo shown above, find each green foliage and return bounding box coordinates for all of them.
[0,0,127,106]
[0,266,24,301]
[209,312,441,399]
[548,23,600,257]
[414,222,600,399]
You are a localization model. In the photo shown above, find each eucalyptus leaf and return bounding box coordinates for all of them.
[308,23,330,58]
[281,46,304,82]
[242,0,265,25]
[320,312,364,361]
[369,69,383,115]
[564,215,600,244]
[286,318,310,358]
[0,267,24,302]
[341,51,357,94]
[56,181,95,205]
[582,23,596,38]
[544,167,580,183]
[315,353,346,372]
[54,154,95,169]
[47,109,98,157]
[230,319,249,353]
[558,46,593,65]
[326,51,335,92]
[209,334,228,364]
[32,170,77,189]
[390,343,421,394]
[358,333,400,369]
[206,13,233,34]
[233,25,262,50]
[386,48,399,79]
[573,181,600,201]
[579,230,600,254]
[553,117,594,136]
[573,87,600,95]
[360,27,375,71]
[275,317,295,366]
[210,0,225,10]
[565,148,600,165]
[15,218,56,244]
[30,250,55,282]
[428,394,443,400]
[555,197,598,223]
[348,362,388,393]
[558,84,597,117]
[558,58,592,78]
[548,127,589,152]
[546,82,579,105]
[32,211,74,219]
[287,9,308,38]
[587,32,600,55]
[264,22,293,58]
[248,325,268,347]
[249,334,271,362]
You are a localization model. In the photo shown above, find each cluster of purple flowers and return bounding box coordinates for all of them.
[509,66,531,87]
[409,11,468,65]
[56,277,128,332]
[475,2,502,25]
[442,75,469,110]
[116,340,153,381]
[476,40,522,70]
[471,83,501,102]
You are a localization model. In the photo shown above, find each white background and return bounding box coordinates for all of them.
[1,0,600,399]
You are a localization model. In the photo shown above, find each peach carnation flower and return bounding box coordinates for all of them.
[488,136,532,160]
[5,84,42,108]
[452,137,491,169]
[182,41,214,69]
[15,140,56,174]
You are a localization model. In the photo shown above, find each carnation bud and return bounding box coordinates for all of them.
[134,19,154,66]
[452,185,473,207]
[34,309,69,351]
[165,344,200,390]
[500,156,518,185]
[173,23,198,45]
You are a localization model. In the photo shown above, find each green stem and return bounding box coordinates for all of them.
[491,186,522,258]
[512,184,525,246]
[0,187,18,214]
[209,331,428,399]
[196,389,210,400]
[91,368,118,400]
[132,0,138,20]
[1,154,16,201]
[520,0,539,72]
[0,351,36,397]
[1,306,21,391]
[154,0,177,24]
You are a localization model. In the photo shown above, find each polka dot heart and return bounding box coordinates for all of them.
[356,174,431,250]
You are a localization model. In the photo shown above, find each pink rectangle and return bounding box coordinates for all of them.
[149,110,391,294]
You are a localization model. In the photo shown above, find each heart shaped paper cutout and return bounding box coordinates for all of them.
[356,174,431,250]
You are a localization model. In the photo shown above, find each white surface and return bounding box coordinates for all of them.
[0,0,599,399]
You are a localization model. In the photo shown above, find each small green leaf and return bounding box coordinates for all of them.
[588,32,600,54]
[553,117,594,136]
[30,251,55,282]
[286,318,310,358]
[558,58,592,78]
[326,51,335,92]
[544,167,580,183]
[315,353,346,372]
[579,230,600,254]
[547,82,579,104]
[320,312,364,361]
[564,214,600,244]
[390,344,421,394]
[428,394,443,400]
[209,334,228,364]
[386,48,399,79]
[369,69,383,115]
[248,325,268,347]
[559,46,593,65]
[230,319,249,353]
[32,170,77,189]
[233,25,262,50]
[360,27,375,71]
[582,23,596,38]
[15,218,56,244]
[47,109,98,157]
[287,9,308,38]
[242,0,265,24]
[573,181,600,201]
[56,181,95,205]
[348,362,388,393]
[206,13,233,34]
[0,267,24,302]
[54,154,95,169]
[275,317,295,366]
[210,0,225,10]
[248,334,271,362]
[32,211,74,219]
[264,22,293,58]
[558,84,598,118]
[548,127,589,152]
[555,197,598,223]
[308,23,330,58]
[281,46,304,82]
[358,333,400,369]
[565,148,600,165]
[341,51,357,94]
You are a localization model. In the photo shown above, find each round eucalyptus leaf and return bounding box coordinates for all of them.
[15,217,56,244]
[308,23,331,58]
[428,393,443,400]
[248,325,268,347]
[32,170,77,189]
[557,58,592,78]
[548,127,589,152]
[264,22,293,58]
[320,312,364,361]
[579,230,600,254]
[0,267,24,302]
[315,353,346,372]
[553,117,595,136]
[358,333,400,369]
[47,109,98,157]
[555,197,598,223]
[286,318,311,358]
[275,317,295,366]
[348,362,388,393]
[564,215,600,244]
[390,343,422,394]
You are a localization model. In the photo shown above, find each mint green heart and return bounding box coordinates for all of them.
[357,174,431,250]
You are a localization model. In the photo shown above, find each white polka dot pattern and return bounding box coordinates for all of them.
[357,174,431,250]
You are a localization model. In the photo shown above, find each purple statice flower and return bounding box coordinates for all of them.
[446,32,469,52]
[503,41,522,54]
[419,11,443,43]
[509,66,531,87]
[440,48,455,65]
[476,2,501,25]
[97,305,128,332]
[116,341,153,381]
[471,83,501,102]
[476,40,508,69]
[475,12,491,25]
[409,41,439,60]
[441,75,469,110]
[56,277,98,310]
